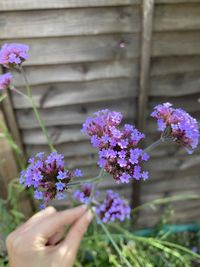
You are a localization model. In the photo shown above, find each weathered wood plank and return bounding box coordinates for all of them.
[151,56,200,76]
[16,99,136,129]
[11,55,200,87]
[12,78,138,109]
[12,60,139,87]
[0,0,140,11]
[1,34,140,65]
[155,0,200,3]
[2,32,200,67]
[0,110,19,198]
[0,7,140,39]
[152,31,200,56]
[142,175,200,194]
[2,32,199,68]
[138,0,154,131]
[154,4,200,31]
[150,72,200,96]
[12,71,200,111]
[1,0,199,11]
[150,95,200,112]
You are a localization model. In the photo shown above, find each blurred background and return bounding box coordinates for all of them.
[0,0,200,227]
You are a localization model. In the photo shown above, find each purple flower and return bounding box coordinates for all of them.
[0,73,12,91]
[74,169,83,177]
[34,190,43,200]
[82,110,150,183]
[151,103,199,154]
[73,184,92,204]
[0,43,29,68]
[96,190,130,223]
[20,151,83,207]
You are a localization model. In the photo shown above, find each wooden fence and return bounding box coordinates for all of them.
[0,0,200,226]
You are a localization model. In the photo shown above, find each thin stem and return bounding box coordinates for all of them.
[68,175,102,187]
[10,86,29,99]
[94,212,132,267]
[19,66,54,151]
[88,168,106,208]
[132,194,200,215]
[143,138,163,154]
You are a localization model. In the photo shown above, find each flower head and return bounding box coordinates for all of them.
[82,109,150,183]
[20,151,83,207]
[96,190,130,223]
[151,103,199,154]
[0,73,12,91]
[73,184,93,204]
[0,43,29,68]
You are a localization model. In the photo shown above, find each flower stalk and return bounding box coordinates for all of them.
[19,66,54,151]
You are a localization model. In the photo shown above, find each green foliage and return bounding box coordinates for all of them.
[75,224,200,267]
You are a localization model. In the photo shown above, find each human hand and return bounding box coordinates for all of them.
[6,205,93,267]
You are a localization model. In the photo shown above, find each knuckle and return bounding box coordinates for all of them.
[45,206,56,214]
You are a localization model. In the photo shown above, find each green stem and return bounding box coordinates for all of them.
[19,66,54,151]
[88,168,106,208]
[132,194,200,215]
[111,224,200,260]
[94,213,132,267]
[143,138,163,154]
[68,175,102,187]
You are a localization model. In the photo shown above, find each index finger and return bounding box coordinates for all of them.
[32,205,87,241]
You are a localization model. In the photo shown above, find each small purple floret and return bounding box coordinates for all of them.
[96,190,130,223]
[82,109,150,183]
[0,73,12,91]
[20,151,83,207]
[151,103,199,154]
[73,184,93,204]
[0,43,29,68]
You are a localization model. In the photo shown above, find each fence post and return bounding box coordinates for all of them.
[131,0,155,209]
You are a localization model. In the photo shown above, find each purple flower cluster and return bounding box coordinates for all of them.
[73,184,92,204]
[96,190,130,223]
[20,151,82,207]
[82,109,150,183]
[0,73,12,91]
[151,103,199,154]
[0,43,29,68]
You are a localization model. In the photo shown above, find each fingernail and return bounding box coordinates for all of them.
[86,210,93,222]
[80,204,87,211]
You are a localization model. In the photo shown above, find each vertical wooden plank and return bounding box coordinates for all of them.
[131,0,155,208]
[0,68,25,164]
[0,109,19,198]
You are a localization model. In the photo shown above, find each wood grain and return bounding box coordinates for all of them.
[151,56,200,76]
[1,34,140,65]
[0,0,140,11]
[12,60,139,86]
[12,78,138,109]
[16,99,136,129]
[152,31,200,56]
[0,7,140,39]
[154,4,200,31]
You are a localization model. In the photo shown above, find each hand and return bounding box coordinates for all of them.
[6,205,93,267]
